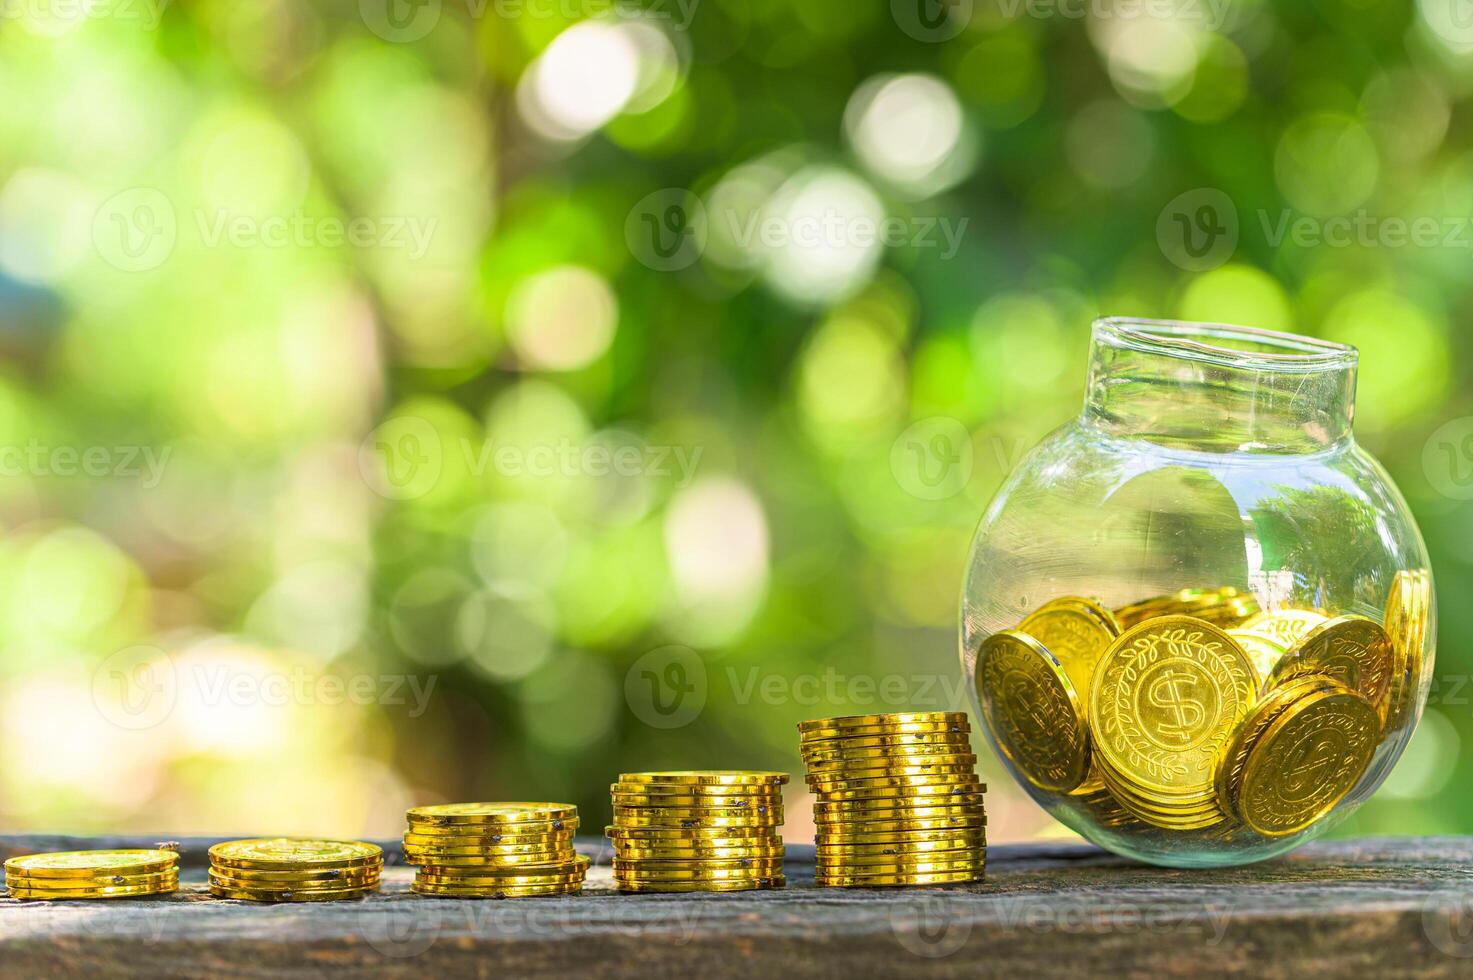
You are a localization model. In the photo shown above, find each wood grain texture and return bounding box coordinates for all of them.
[4,835,1473,978]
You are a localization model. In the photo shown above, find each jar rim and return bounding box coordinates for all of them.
[1092,317,1357,372]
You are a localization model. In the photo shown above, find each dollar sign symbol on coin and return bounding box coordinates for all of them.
[1282,735,1335,797]
[1148,670,1206,743]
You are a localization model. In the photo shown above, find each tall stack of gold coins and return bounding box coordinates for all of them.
[405,803,587,898]
[607,771,786,892]
[208,839,382,902]
[977,572,1430,840]
[4,849,180,900]
[799,713,987,888]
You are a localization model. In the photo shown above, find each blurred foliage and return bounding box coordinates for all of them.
[0,0,1468,841]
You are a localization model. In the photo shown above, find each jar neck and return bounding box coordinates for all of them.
[1082,318,1358,454]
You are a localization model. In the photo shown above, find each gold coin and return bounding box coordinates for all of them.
[814,868,982,887]
[612,864,783,881]
[202,865,380,885]
[610,780,782,795]
[615,877,783,893]
[812,792,985,814]
[412,880,583,898]
[404,820,577,839]
[613,803,783,819]
[604,824,779,840]
[612,814,782,830]
[4,849,180,880]
[403,853,587,870]
[6,875,179,900]
[815,825,986,846]
[1384,568,1431,732]
[816,818,985,837]
[806,755,978,776]
[1228,629,1288,680]
[799,720,969,743]
[816,834,986,857]
[402,846,576,864]
[402,830,573,849]
[815,850,985,871]
[209,839,382,872]
[611,795,783,812]
[801,731,972,754]
[210,884,377,903]
[1214,675,1331,818]
[978,629,1089,793]
[414,870,586,887]
[609,843,785,861]
[814,781,984,802]
[799,712,965,733]
[617,771,788,787]
[801,749,975,773]
[406,802,577,826]
[1268,616,1394,713]
[1090,616,1257,798]
[415,855,587,875]
[1238,609,1329,650]
[806,764,980,790]
[209,870,380,893]
[1019,595,1121,698]
[1237,681,1379,837]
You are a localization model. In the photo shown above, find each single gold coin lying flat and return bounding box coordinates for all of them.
[610,844,785,861]
[799,712,965,733]
[209,870,380,893]
[406,803,577,825]
[814,868,981,887]
[402,847,576,866]
[801,732,973,755]
[816,826,986,846]
[404,820,577,839]
[4,849,179,880]
[815,782,984,803]
[611,795,783,812]
[604,824,779,840]
[617,771,788,787]
[210,884,377,903]
[979,629,1089,793]
[1237,680,1379,837]
[614,877,783,893]
[1268,616,1394,713]
[799,720,969,743]
[1090,616,1257,798]
[613,804,782,821]
[7,876,179,900]
[402,830,573,849]
[816,833,986,857]
[412,878,583,896]
[201,864,380,884]
[209,839,382,872]
[1019,595,1120,699]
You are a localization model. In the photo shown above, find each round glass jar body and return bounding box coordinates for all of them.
[961,319,1435,868]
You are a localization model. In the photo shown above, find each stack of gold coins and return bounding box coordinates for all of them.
[405,803,587,898]
[799,713,986,888]
[208,839,382,902]
[4,849,179,900]
[607,771,786,892]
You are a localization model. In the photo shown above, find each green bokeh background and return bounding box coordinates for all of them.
[0,0,1467,841]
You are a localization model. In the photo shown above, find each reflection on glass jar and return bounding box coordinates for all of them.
[962,318,1435,867]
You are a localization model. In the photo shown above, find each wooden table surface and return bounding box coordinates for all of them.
[4,834,1473,978]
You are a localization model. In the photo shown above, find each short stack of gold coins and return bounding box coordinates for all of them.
[977,573,1431,840]
[405,803,587,898]
[800,712,987,888]
[607,771,786,892]
[208,839,382,902]
[4,849,180,900]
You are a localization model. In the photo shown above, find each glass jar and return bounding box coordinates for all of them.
[961,318,1435,868]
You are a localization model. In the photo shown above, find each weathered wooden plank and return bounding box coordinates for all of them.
[3,836,1473,978]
